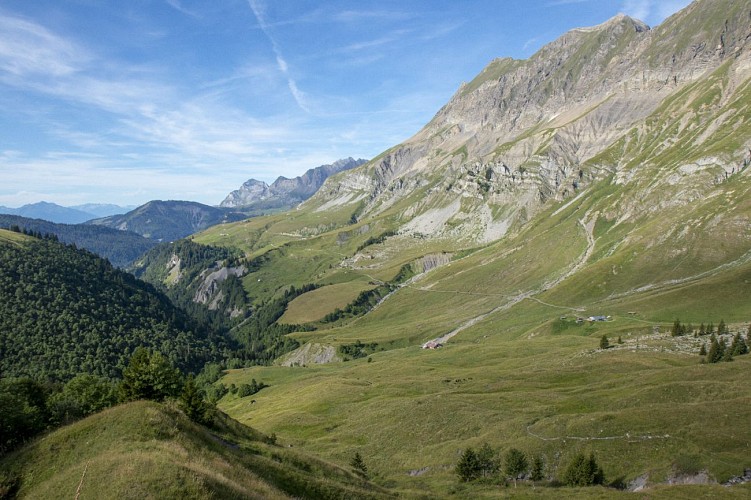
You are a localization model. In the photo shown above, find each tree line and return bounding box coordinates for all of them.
[455,443,604,488]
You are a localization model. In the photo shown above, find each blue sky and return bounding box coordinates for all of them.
[0,0,692,207]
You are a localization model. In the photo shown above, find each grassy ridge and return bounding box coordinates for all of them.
[0,401,390,499]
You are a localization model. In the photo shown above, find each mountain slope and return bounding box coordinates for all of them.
[0,229,219,380]
[303,0,751,245]
[221,157,368,209]
[0,214,157,267]
[89,200,247,241]
[0,401,389,499]
[180,0,751,495]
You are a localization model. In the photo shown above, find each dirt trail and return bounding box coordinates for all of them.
[423,215,597,346]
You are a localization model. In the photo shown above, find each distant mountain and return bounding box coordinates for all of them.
[0,214,157,267]
[88,200,247,241]
[70,203,135,218]
[220,157,368,209]
[0,201,96,224]
[0,202,134,223]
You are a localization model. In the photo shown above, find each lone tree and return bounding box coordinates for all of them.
[563,452,604,487]
[504,448,528,487]
[599,335,609,350]
[350,452,368,479]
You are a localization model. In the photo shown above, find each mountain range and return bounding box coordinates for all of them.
[0,202,135,224]
[220,157,368,210]
[4,0,751,496]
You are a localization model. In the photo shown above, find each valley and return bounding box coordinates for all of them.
[3,0,751,497]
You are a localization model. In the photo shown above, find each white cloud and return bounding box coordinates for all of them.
[247,0,309,113]
[0,13,89,77]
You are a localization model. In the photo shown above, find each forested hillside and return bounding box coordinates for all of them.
[0,229,224,381]
[0,214,157,268]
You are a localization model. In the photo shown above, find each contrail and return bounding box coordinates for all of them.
[247,0,309,113]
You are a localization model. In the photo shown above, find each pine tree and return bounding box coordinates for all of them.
[179,374,210,425]
[530,455,545,482]
[476,442,500,478]
[617,336,623,344]
[722,339,733,362]
[504,448,528,487]
[699,343,707,356]
[563,452,604,487]
[456,448,480,482]
[671,319,682,337]
[599,335,609,350]
[718,319,727,336]
[699,323,706,335]
[731,333,748,356]
[707,335,721,364]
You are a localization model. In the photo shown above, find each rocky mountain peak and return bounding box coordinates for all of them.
[220,158,367,209]
[307,0,751,244]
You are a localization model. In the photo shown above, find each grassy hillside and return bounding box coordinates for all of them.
[202,158,751,496]
[0,401,390,499]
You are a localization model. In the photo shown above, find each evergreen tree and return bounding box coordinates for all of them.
[350,452,368,479]
[731,333,748,356]
[699,343,707,356]
[699,323,706,335]
[530,455,545,482]
[671,319,682,337]
[180,374,211,425]
[563,452,604,487]
[504,448,528,487]
[617,336,623,344]
[721,339,733,362]
[599,335,609,350]
[718,319,727,336]
[707,322,715,335]
[707,335,722,364]
[456,447,480,482]
[476,443,500,478]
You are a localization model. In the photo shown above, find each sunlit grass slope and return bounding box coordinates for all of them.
[0,401,390,499]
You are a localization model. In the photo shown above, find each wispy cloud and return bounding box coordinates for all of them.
[620,0,691,24]
[247,0,309,113]
[0,13,89,77]
[621,0,651,22]
[547,0,591,5]
[165,0,199,18]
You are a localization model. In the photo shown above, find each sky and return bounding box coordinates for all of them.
[0,0,692,207]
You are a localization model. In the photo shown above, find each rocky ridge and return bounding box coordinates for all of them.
[220,157,368,209]
[307,0,751,243]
